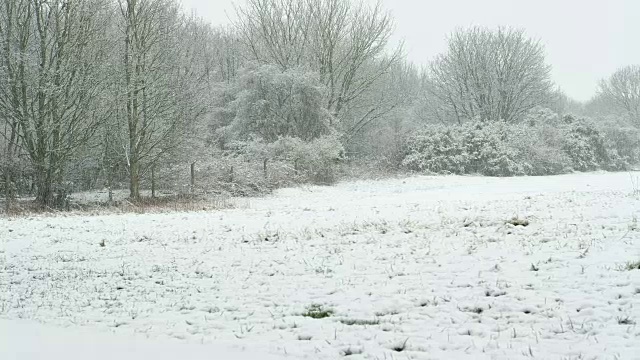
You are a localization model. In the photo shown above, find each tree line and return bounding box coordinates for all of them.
[1,0,638,211]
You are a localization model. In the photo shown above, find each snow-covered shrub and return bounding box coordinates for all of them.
[205,64,344,193]
[196,153,272,197]
[402,122,525,176]
[401,126,467,174]
[402,113,628,177]
[523,106,561,126]
[508,125,572,175]
[560,115,612,171]
[523,110,629,172]
[598,118,640,167]
[269,135,344,185]
[215,64,334,142]
[201,135,343,195]
[461,122,526,176]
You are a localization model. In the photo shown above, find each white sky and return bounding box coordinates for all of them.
[180,0,640,102]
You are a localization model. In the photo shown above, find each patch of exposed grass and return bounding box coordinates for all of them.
[301,304,333,319]
[341,347,364,356]
[339,318,380,326]
[622,260,640,271]
[485,289,506,297]
[617,316,635,325]
[507,217,529,227]
[462,306,485,314]
[375,309,400,317]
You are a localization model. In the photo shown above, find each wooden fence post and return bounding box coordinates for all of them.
[263,158,268,178]
[151,165,156,198]
[190,162,196,194]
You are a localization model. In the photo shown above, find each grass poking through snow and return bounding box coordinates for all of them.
[622,260,640,271]
[301,304,333,319]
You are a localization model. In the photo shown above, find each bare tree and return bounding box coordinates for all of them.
[210,27,245,83]
[235,0,310,70]
[346,61,423,162]
[428,26,554,124]
[0,0,25,211]
[598,64,640,127]
[116,0,212,200]
[0,0,110,208]
[343,61,419,144]
[234,0,401,139]
[311,1,400,121]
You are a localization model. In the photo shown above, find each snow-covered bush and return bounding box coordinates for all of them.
[461,122,526,176]
[191,153,272,197]
[508,124,572,175]
[597,117,640,167]
[267,135,344,185]
[402,113,629,176]
[402,122,525,176]
[560,115,613,171]
[199,135,343,196]
[204,64,344,194]
[401,126,467,174]
[215,64,334,143]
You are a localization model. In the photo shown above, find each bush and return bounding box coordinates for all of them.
[560,115,611,171]
[402,122,525,176]
[193,135,343,197]
[402,126,468,175]
[461,122,526,176]
[598,117,640,167]
[402,113,632,176]
[215,64,333,142]
[507,124,572,175]
[268,135,344,185]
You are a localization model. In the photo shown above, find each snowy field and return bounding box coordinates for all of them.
[1,172,640,359]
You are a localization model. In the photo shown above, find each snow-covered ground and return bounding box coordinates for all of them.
[0,318,287,360]
[1,172,639,359]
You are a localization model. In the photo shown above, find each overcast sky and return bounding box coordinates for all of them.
[180,0,639,102]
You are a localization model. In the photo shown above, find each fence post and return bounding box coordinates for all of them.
[263,158,268,178]
[190,162,196,194]
[151,165,156,198]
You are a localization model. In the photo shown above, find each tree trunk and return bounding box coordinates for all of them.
[3,123,18,213]
[124,0,140,202]
[34,167,53,208]
[263,158,268,178]
[151,165,156,198]
[107,178,113,203]
[106,162,114,204]
[4,168,11,214]
[129,158,140,201]
[190,162,195,194]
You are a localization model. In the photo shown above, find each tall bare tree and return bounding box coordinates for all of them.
[234,0,401,139]
[428,26,554,124]
[209,27,245,83]
[0,0,110,208]
[0,0,26,211]
[116,0,212,200]
[598,64,640,127]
